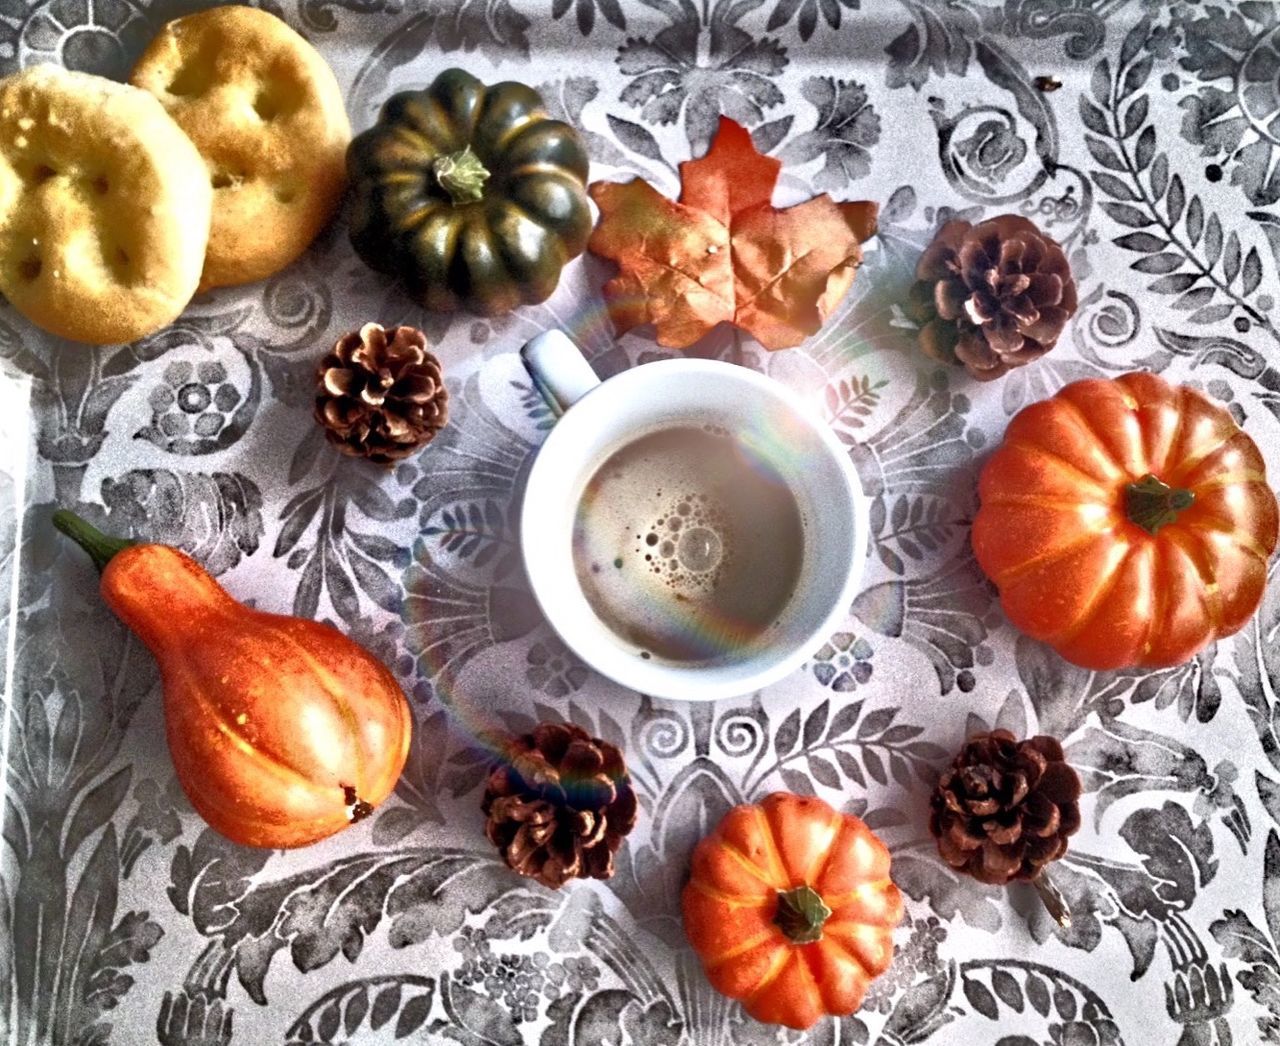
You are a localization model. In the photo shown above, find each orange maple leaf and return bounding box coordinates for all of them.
[588,117,877,351]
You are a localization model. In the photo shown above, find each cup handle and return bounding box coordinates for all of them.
[520,331,601,416]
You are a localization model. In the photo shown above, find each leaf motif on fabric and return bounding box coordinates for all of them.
[1210,896,1280,1042]
[878,960,958,1043]
[893,855,1002,933]
[1067,719,1213,825]
[287,974,437,1043]
[1016,636,1093,737]
[1118,802,1218,909]
[101,469,264,577]
[83,909,163,1019]
[437,972,523,1046]
[778,77,881,189]
[167,828,274,936]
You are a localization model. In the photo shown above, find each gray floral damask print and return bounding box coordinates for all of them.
[1176,2,1280,208]
[777,77,882,190]
[811,632,875,691]
[138,358,249,453]
[616,0,790,151]
[3,1,1280,1044]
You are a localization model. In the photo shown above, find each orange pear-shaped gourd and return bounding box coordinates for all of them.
[54,510,411,848]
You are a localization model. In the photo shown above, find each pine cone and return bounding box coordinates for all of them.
[929,730,1081,885]
[482,722,638,889]
[315,323,449,464]
[909,214,1077,381]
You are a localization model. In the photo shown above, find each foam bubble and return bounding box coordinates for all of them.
[678,526,722,573]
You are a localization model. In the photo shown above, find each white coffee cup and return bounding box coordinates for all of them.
[519,330,867,702]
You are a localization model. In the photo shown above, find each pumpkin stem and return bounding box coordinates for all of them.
[432,146,490,205]
[773,885,832,944]
[1125,473,1195,535]
[52,509,135,574]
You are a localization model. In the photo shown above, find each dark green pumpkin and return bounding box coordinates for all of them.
[348,69,592,316]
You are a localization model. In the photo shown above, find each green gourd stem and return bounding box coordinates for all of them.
[772,885,832,945]
[52,509,135,574]
[1124,473,1196,536]
[431,146,490,205]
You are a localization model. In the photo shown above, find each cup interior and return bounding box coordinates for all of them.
[520,359,865,701]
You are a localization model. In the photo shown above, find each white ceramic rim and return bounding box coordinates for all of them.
[520,358,868,702]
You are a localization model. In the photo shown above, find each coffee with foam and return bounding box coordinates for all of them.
[572,425,805,664]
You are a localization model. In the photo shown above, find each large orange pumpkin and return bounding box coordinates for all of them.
[54,511,412,848]
[682,792,903,1029]
[973,372,1277,670]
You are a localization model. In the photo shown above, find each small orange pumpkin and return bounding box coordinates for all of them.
[682,792,903,1029]
[973,371,1278,669]
[54,510,412,848]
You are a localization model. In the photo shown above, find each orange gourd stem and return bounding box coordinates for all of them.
[52,509,133,572]
[1124,474,1195,535]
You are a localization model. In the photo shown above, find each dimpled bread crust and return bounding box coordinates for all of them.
[130,5,351,290]
[0,65,212,345]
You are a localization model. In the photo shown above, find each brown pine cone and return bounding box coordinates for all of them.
[315,323,449,464]
[909,214,1077,381]
[482,722,638,889]
[929,730,1081,885]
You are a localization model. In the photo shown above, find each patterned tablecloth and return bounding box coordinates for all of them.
[4,1,1280,1043]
